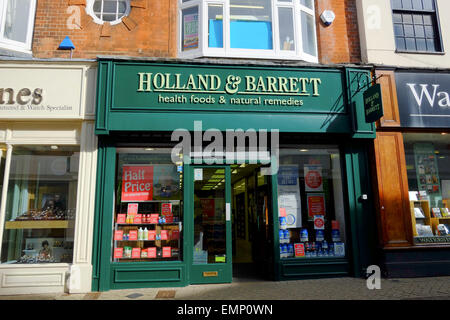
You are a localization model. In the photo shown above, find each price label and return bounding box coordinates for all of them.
[149,214,159,224]
[134,214,142,224]
[162,246,172,258]
[148,230,156,240]
[114,230,123,241]
[117,214,126,224]
[294,243,305,257]
[132,248,141,259]
[161,230,169,240]
[162,203,172,215]
[148,247,157,258]
[127,203,139,215]
[114,247,123,259]
[129,230,138,241]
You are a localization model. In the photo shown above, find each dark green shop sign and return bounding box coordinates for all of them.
[111,64,346,114]
[363,84,383,123]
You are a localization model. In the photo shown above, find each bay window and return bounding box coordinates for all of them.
[0,0,37,54]
[179,0,318,62]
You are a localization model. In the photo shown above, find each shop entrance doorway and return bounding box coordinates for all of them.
[188,163,274,284]
[231,164,274,281]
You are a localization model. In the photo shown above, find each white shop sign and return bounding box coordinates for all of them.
[0,66,84,119]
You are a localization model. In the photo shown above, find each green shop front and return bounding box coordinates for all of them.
[92,58,378,291]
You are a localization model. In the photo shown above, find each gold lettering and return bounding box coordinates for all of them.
[164,73,175,89]
[210,75,221,91]
[299,78,309,94]
[256,77,267,92]
[153,73,165,89]
[198,74,209,91]
[267,77,279,93]
[175,74,186,90]
[186,74,197,90]
[246,76,256,91]
[288,78,300,93]
[310,78,322,96]
[278,77,289,93]
[137,73,152,92]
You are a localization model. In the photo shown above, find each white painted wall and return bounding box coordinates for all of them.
[357,0,450,68]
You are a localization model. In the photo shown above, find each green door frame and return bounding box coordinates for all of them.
[186,164,233,284]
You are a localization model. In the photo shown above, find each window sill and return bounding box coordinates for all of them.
[395,50,446,56]
[0,43,32,58]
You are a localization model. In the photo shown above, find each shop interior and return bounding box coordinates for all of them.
[230,164,273,280]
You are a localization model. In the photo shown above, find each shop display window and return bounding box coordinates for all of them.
[113,148,183,262]
[276,146,347,259]
[403,133,450,244]
[1,145,79,264]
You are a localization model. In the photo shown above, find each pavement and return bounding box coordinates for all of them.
[0,275,449,301]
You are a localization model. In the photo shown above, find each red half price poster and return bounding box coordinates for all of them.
[161,203,172,215]
[148,230,156,241]
[121,165,154,202]
[148,247,157,258]
[171,230,180,240]
[114,248,123,259]
[161,230,169,240]
[162,246,172,258]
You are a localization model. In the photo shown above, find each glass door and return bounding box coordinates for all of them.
[190,165,232,284]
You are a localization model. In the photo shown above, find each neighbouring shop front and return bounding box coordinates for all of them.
[0,60,98,295]
[373,69,450,277]
[92,58,378,291]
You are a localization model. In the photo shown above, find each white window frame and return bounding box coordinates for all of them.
[85,0,131,26]
[178,0,318,62]
[0,0,37,54]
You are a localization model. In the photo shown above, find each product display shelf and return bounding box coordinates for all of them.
[410,200,428,236]
[5,220,71,230]
[113,201,182,262]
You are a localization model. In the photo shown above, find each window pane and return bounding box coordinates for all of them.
[208,4,223,48]
[182,6,199,51]
[278,7,295,51]
[424,25,435,38]
[426,38,436,51]
[416,38,427,51]
[406,37,416,50]
[1,146,79,264]
[301,11,317,56]
[402,0,413,9]
[412,0,423,10]
[230,0,273,50]
[103,0,117,13]
[3,0,31,44]
[404,24,414,37]
[102,13,117,21]
[393,13,403,23]
[277,147,347,259]
[395,37,406,50]
[422,0,435,10]
[403,133,450,244]
[403,14,412,24]
[300,0,313,9]
[113,148,183,262]
[194,168,226,264]
[414,25,425,38]
[0,147,6,209]
[394,24,404,36]
[391,0,403,10]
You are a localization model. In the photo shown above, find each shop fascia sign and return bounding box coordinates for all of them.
[0,87,43,105]
[136,72,322,106]
[396,72,450,128]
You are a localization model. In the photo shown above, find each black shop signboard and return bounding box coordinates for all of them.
[396,72,450,128]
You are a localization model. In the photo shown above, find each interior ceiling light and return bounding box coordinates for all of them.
[300,149,309,152]
[51,145,59,150]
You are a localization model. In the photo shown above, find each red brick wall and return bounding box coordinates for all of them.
[32,0,177,59]
[315,0,361,64]
[32,0,360,64]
